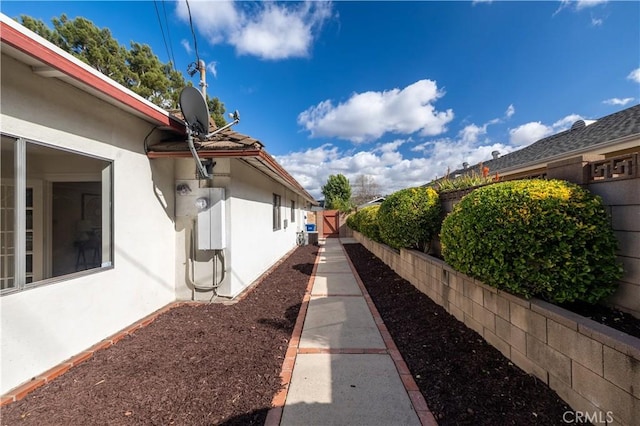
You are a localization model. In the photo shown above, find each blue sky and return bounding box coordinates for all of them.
[2,1,639,198]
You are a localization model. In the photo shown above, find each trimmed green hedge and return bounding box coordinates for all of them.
[377,187,441,252]
[346,205,382,242]
[440,179,622,304]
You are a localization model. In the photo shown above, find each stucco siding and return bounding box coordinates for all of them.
[1,54,177,393]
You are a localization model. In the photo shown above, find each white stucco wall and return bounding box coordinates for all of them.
[173,158,309,300]
[0,55,177,393]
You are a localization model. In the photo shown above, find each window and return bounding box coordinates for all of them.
[290,200,296,222]
[1,136,113,294]
[273,194,281,231]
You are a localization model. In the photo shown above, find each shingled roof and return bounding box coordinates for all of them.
[447,104,640,178]
[148,111,264,152]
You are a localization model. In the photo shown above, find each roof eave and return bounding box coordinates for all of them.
[494,132,640,176]
[0,14,185,133]
[146,149,317,205]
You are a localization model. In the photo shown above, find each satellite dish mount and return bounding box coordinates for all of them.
[179,86,240,178]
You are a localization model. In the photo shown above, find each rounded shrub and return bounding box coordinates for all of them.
[346,212,360,232]
[346,205,382,242]
[440,179,622,304]
[357,205,382,242]
[377,187,441,252]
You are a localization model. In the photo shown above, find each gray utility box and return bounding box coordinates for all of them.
[175,180,226,250]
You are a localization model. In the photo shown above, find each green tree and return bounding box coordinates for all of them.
[321,174,352,211]
[18,14,226,116]
[207,97,227,128]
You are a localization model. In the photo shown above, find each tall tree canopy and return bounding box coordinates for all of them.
[321,174,352,211]
[19,14,226,124]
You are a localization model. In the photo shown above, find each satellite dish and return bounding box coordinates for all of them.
[179,86,210,139]
[177,85,241,179]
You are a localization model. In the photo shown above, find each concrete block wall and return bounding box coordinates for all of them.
[353,231,640,426]
[587,178,640,318]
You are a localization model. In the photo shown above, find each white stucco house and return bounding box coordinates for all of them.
[0,14,316,395]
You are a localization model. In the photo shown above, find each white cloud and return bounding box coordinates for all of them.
[628,68,640,83]
[591,16,603,26]
[276,138,495,199]
[575,0,608,11]
[459,123,488,144]
[277,120,520,199]
[472,0,493,5]
[603,97,634,106]
[297,79,454,143]
[181,39,192,54]
[554,0,607,17]
[509,113,595,146]
[505,104,515,118]
[176,1,332,60]
[552,113,584,129]
[509,122,553,146]
[206,61,218,78]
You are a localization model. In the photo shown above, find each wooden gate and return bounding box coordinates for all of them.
[322,210,339,238]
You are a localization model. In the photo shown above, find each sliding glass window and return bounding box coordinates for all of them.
[1,135,113,294]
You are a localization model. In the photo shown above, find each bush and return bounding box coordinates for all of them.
[346,212,360,232]
[358,205,382,242]
[440,179,622,304]
[433,168,496,192]
[377,187,441,252]
[346,205,382,242]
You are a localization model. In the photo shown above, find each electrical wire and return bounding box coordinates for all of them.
[161,0,177,68]
[153,0,175,71]
[184,0,201,64]
[143,125,160,153]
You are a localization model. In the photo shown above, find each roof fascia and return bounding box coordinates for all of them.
[146,149,317,204]
[0,14,184,133]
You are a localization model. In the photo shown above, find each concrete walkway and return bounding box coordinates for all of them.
[266,238,437,426]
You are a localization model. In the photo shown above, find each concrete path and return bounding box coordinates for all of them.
[266,238,437,426]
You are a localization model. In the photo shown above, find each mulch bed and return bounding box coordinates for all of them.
[1,244,317,426]
[343,243,585,426]
[5,240,620,425]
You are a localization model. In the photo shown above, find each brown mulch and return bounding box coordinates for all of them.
[1,244,317,426]
[4,240,612,426]
[343,242,586,426]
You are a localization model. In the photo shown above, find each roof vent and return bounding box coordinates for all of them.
[491,151,500,159]
[462,162,469,169]
[571,120,586,131]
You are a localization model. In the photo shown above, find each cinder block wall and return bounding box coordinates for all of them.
[587,178,640,318]
[353,231,640,426]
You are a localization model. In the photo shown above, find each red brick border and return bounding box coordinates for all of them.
[341,242,439,426]
[264,244,320,426]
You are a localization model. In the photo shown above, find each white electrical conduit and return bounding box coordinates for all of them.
[187,220,226,297]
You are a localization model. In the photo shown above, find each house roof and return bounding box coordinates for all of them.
[1,13,317,206]
[447,104,640,178]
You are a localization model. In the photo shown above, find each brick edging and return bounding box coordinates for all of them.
[0,301,197,407]
[340,243,439,426]
[264,243,320,426]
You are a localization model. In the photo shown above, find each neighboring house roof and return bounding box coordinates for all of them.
[0,13,317,206]
[357,197,385,209]
[447,104,640,179]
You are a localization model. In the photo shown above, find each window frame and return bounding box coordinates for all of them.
[273,193,281,231]
[290,200,296,223]
[1,135,114,296]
